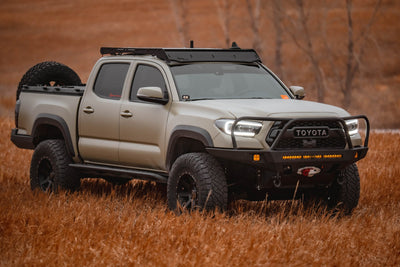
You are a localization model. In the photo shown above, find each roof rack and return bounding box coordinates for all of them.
[100,47,261,63]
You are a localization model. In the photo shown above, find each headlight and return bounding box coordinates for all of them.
[345,119,359,136]
[215,119,262,137]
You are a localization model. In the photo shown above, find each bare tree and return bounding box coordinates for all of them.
[285,0,327,102]
[322,0,382,108]
[245,0,262,55]
[215,0,233,48]
[169,0,190,46]
[271,0,284,79]
[342,0,382,108]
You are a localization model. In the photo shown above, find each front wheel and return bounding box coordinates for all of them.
[167,153,228,213]
[327,163,360,214]
[30,139,80,192]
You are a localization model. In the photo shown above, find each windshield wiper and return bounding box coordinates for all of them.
[187,97,273,101]
[187,98,216,101]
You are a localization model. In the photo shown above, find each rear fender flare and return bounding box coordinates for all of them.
[32,114,75,158]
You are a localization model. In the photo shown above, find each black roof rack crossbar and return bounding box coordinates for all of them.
[100,47,169,60]
[100,47,261,63]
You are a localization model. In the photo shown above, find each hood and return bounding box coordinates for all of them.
[188,99,350,119]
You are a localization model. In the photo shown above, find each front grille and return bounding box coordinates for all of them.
[266,120,347,150]
[289,120,341,128]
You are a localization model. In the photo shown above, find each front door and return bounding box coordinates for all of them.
[119,63,170,170]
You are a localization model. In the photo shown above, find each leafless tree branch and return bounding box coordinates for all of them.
[272,0,284,79]
[294,0,326,101]
[169,0,189,46]
[215,0,232,48]
[342,0,382,107]
[321,1,344,93]
[245,0,262,54]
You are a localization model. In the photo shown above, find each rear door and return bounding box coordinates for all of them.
[119,62,171,170]
[78,61,131,164]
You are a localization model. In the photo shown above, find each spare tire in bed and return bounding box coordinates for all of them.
[17,61,82,100]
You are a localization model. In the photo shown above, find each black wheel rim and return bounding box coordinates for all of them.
[177,174,198,210]
[38,158,55,192]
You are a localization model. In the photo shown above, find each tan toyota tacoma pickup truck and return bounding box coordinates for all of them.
[11,45,369,214]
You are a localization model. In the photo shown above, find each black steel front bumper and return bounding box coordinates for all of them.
[207,115,370,173]
[206,146,368,173]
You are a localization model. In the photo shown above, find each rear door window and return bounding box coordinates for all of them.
[93,63,130,100]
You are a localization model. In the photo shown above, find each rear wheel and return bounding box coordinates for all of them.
[17,61,81,100]
[30,139,80,192]
[167,153,228,213]
[327,163,360,214]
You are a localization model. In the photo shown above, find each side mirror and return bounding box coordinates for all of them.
[289,86,305,100]
[137,87,168,104]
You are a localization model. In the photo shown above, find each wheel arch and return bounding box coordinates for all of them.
[32,113,75,158]
[166,125,214,170]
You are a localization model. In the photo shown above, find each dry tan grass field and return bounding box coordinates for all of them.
[1,115,399,265]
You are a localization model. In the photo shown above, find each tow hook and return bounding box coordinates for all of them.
[337,172,345,185]
[273,173,282,188]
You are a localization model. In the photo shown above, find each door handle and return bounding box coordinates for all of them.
[83,106,94,114]
[120,110,133,118]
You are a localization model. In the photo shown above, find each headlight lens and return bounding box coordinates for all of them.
[345,119,359,136]
[215,119,262,137]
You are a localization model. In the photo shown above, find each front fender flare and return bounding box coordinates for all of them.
[166,125,214,169]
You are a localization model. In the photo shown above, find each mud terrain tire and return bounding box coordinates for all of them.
[30,139,80,192]
[328,163,360,214]
[167,153,228,213]
[17,61,81,100]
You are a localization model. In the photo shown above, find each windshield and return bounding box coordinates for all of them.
[170,63,290,101]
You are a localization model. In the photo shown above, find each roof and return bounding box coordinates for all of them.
[100,47,261,64]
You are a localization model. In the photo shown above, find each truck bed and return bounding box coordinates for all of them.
[14,85,85,161]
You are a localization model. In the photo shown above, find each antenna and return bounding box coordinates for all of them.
[231,41,240,49]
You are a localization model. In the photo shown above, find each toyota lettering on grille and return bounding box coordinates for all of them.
[293,127,329,138]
